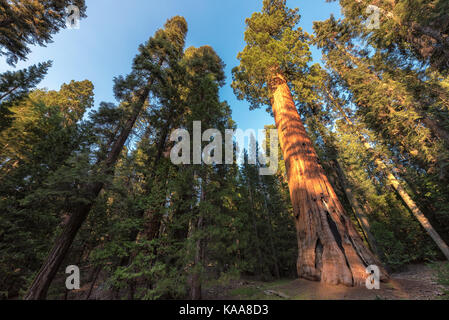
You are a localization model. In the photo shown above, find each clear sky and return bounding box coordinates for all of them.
[0,0,341,132]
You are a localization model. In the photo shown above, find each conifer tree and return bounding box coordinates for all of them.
[24,16,188,300]
[232,0,387,286]
[0,61,52,131]
[0,0,87,65]
[328,0,449,74]
[323,87,449,260]
[305,105,381,258]
[0,80,94,299]
[313,13,449,260]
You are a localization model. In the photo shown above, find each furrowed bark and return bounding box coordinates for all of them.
[269,72,387,286]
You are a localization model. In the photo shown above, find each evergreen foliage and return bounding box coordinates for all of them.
[1,0,448,300]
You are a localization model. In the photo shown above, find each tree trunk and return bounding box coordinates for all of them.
[247,180,265,278]
[269,72,387,286]
[261,191,281,279]
[333,159,380,257]
[86,266,102,300]
[386,170,449,260]
[327,91,449,261]
[189,215,204,300]
[189,180,206,300]
[312,112,381,258]
[24,87,151,300]
[369,144,449,260]
[135,111,176,242]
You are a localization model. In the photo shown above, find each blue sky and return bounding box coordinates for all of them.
[0,0,341,132]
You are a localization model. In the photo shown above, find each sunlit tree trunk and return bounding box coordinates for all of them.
[269,72,388,286]
[364,139,449,261]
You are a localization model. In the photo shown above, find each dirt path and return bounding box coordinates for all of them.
[205,263,447,300]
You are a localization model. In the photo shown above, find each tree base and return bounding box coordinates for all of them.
[295,201,389,287]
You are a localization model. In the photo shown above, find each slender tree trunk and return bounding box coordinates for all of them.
[333,159,380,257]
[261,192,281,279]
[328,92,449,260]
[24,87,151,300]
[86,266,101,300]
[312,114,381,257]
[0,85,19,101]
[269,72,387,286]
[371,146,449,260]
[136,112,176,242]
[190,216,204,300]
[139,206,164,242]
[172,166,194,242]
[190,180,206,300]
[247,181,265,278]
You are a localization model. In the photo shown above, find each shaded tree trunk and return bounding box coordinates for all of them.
[136,110,177,243]
[311,111,381,258]
[327,91,449,261]
[247,180,265,279]
[332,159,380,257]
[261,192,281,279]
[189,180,206,300]
[269,72,387,286]
[189,216,204,300]
[24,87,151,300]
[86,266,102,300]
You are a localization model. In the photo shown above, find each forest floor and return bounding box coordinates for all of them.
[204,263,448,300]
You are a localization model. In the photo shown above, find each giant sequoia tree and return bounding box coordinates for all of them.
[313,10,449,260]
[232,0,387,286]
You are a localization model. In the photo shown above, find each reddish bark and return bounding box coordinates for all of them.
[269,73,388,286]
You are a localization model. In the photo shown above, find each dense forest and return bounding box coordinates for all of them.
[0,0,449,300]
